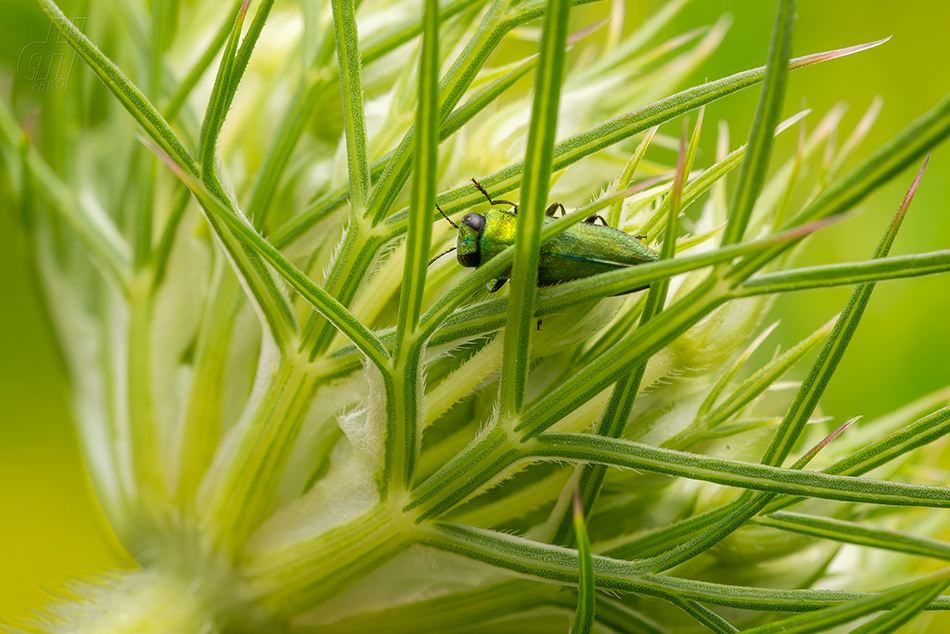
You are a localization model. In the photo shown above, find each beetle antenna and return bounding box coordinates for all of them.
[436,203,459,230]
[429,246,456,266]
[471,177,518,211]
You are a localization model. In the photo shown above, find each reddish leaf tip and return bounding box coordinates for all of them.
[21,108,40,140]
[893,154,930,228]
[799,415,860,466]
[567,17,609,47]
[790,37,891,71]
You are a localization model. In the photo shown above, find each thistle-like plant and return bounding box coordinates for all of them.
[5,0,950,632]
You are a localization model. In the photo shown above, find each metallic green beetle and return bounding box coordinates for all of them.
[434,178,659,293]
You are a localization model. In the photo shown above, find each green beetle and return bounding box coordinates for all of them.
[434,178,659,293]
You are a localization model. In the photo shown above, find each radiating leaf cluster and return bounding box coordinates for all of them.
[3,0,950,632]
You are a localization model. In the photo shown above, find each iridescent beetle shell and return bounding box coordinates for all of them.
[455,206,658,291]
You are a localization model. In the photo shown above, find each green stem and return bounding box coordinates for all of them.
[246,505,413,618]
[174,267,243,506]
[200,360,323,556]
[128,273,164,503]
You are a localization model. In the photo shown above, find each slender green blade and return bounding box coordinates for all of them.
[499,0,572,418]
[754,511,950,561]
[152,145,391,369]
[390,0,442,490]
[33,0,197,175]
[722,0,795,245]
[331,0,371,215]
[571,493,595,634]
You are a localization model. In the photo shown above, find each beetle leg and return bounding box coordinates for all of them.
[545,202,566,218]
[472,177,518,213]
[536,318,543,331]
[584,214,609,226]
[633,233,648,240]
[486,278,508,293]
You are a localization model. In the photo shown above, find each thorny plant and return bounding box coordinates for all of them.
[4,0,950,632]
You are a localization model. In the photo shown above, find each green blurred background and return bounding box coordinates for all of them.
[1,0,949,624]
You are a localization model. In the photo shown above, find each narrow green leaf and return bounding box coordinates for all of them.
[499,0,572,417]
[594,595,674,634]
[423,523,950,613]
[0,103,131,289]
[223,0,276,115]
[513,275,724,439]
[361,0,485,67]
[731,90,950,282]
[722,0,795,246]
[197,0,249,187]
[133,147,156,268]
[152,146,391,369]
[164,0,245,121]
[633,418,855,572]
[272,52,537,246]
[771,105,807,229]
[738,248,950,295]
[848,575,950,634]
[414,38,885,225]
[606,127,658,228]
[440,54,540,141]
[706,316,836,429]
[754,511,950,561]
[826,96,884,184]
[762,404,950,516]
[331,0,371,215]
[152,186,192,289]
[389,0,441,491]
[551,124,691,544]
[33,0,198,176]
[149,0,168,98]
[252,0,485,235]
[733,569,950,634]
[617,165,930,570]
[571,493,595,634]
[533,432,950,510]
[644,108,703,243]
[757,156,928,468]
[642,109,810,244]
[365,0,512,225]
[668,598,738,634]
[696,322,779,425]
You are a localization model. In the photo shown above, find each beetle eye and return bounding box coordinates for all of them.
[461,213,485,235]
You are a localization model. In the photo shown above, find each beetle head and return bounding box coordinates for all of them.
[456,212,485,268]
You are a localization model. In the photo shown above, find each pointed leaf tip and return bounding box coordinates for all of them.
[567,17,610,46]
[796,415,860,467]
[895,153,930,226]
[21,108,40,140]
[790,37,891,71]
[573,489,583,518]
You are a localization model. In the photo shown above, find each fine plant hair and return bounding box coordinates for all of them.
[5,0,950,632]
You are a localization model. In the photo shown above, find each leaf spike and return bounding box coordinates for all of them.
[788,36,891,72]
[793,415,860,469]
[894,153,930,228]
[567,17,609,47]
